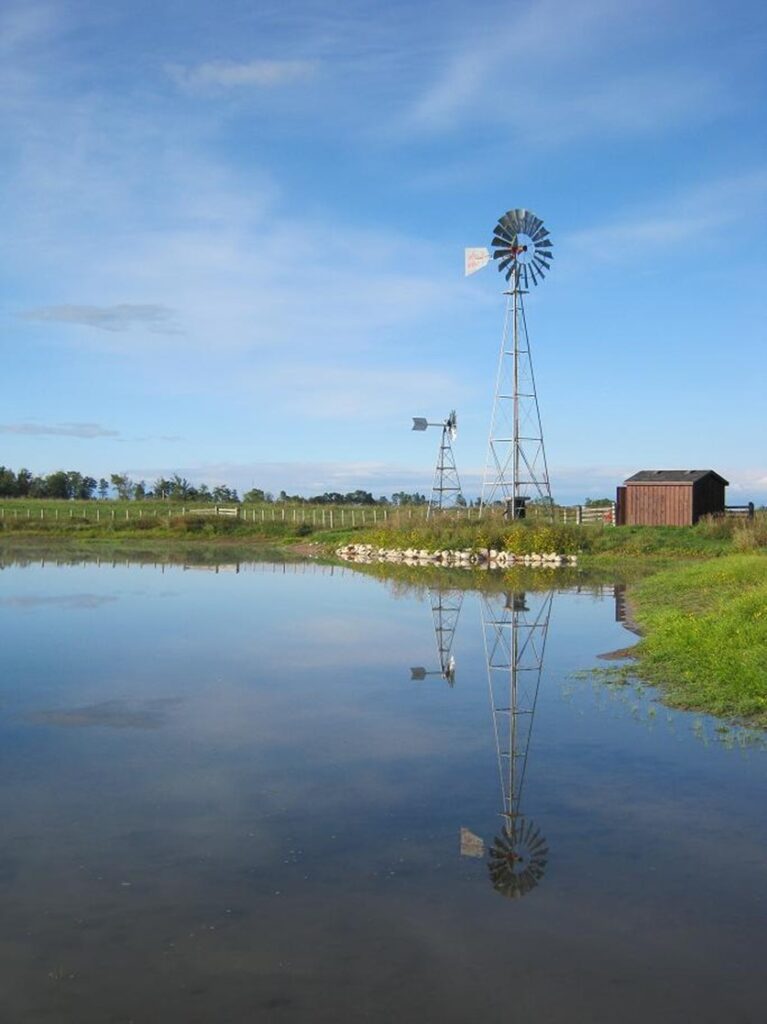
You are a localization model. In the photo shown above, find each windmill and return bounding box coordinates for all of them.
[412,410,464,517]
[466,209,554,518]
[410,587,465,687]
[470,589,554,899]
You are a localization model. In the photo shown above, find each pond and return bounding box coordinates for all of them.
[0,552,765,1023]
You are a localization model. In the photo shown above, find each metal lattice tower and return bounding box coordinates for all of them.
[466,209,554,517]
[480,589,553,898]
[411,587,464,687]
[412,411,464,518]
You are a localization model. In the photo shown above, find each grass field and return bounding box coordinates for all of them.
[629,555,767,725]
[2,499,766,561]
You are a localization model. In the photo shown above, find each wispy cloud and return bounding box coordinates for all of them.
[168,58,317,91]
[566,169,767,264]
[402,0,736,143]
[0,422,119,438]
[21,303,178,333]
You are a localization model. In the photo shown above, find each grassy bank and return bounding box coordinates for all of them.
[627,555,767,725]
[343,511,767,561]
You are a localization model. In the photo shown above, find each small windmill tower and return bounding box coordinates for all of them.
[466,209,554,518]
[412,410,464,518]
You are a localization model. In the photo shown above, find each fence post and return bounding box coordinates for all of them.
[576,505,583,525]
[374,509,377,524]
[330,510,333,528]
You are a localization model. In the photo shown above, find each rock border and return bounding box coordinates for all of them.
[336,543,577,568]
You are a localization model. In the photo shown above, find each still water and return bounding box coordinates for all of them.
[0,554,765,1023]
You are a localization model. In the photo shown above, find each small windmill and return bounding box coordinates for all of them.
[466,209,554,518]
[412,410,464,517]
[410,587,465,687]
[472,589,553,899]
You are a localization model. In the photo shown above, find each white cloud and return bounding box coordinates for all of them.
[168,58,317,91]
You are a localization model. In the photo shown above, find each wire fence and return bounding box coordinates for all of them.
[0,499,617,527]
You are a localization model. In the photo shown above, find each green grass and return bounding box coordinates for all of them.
[339,512,767,561]
[629,554,767,724]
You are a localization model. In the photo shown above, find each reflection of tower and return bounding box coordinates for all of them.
[480,589,554,898]
[412,411,463,517]
[410,588,465,687]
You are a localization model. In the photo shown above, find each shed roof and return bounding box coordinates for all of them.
[625,470,729,485]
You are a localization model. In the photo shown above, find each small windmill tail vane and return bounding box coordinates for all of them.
[412,410,464,518]
[480,589,554,898]
[466,208,554,519]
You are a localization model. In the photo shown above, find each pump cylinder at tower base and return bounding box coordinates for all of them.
[504,497,528,520]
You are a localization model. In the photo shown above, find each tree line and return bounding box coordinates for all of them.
[0,466,431,506]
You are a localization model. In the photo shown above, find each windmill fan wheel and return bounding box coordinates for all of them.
[488,817,548,899]
[491,208,553,288]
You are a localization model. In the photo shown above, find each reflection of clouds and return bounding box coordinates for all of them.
[27,698,182,730]
[0,593,118,610]
[282,614,425,670]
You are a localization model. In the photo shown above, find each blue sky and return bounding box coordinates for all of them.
[1,0,766,502]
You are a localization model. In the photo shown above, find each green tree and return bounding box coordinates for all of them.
[0,467,16,496]
[110,473,134,500]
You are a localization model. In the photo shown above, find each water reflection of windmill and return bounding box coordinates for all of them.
[472,590,554,898]
[410,588,465,687]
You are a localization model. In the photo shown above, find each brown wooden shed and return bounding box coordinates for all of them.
[616,470,728,526]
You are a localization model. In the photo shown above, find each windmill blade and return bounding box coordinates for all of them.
[494,248,514,260]
[492,224,515,244]
[492,234,515,249]
[522,265,529,289]
[534,247,553,260]
[533,258,549,276]
[501,211,522,234]
[528,264,539,286]
[531,226,550,243]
